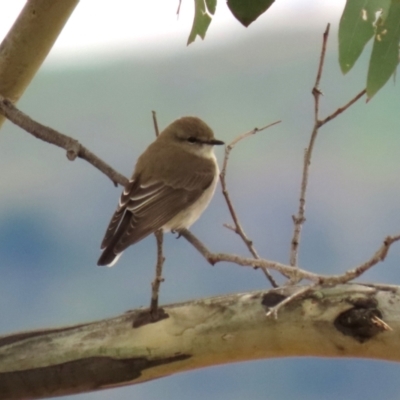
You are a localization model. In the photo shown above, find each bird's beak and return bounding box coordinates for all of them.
[208,139,225,146]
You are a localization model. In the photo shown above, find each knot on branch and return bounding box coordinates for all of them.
[334,298,390,343]
[292,215,306,224]
[261,292,287,308]
[312,87,323,97]
[66,140,80,160]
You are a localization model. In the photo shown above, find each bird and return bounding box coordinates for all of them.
[97,116,224,266]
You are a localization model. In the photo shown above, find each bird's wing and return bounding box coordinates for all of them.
[100,177,140,249]
[100,168,215,254]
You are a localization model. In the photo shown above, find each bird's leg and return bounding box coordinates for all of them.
[132,230,169,328]
[150,229,166,319]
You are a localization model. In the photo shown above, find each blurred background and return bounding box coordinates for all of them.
[1,0,400,399]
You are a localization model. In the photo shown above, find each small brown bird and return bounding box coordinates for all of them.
[97,116,224,266]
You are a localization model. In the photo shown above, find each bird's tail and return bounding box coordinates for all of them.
[97,212,131,267]
[97,248,122,267]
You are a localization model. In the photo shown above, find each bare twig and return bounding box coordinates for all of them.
[1,92,394,294]
[319,89,366,127]
[289,24,366,273]
[265,285,315,319]
[312,24,331,117]
[0,95,127,187]
[149,112,165,317]
[150,229,166,317]
[176,0,182,18]
[180,229,400,286]
[220,121,281,288]
[289,24,331,269]
[371,315,392,331]
[152,110,160,137]
[323,234,400,285]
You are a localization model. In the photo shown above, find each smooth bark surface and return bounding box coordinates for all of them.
[0,0,79,127]
[0,284,399,399]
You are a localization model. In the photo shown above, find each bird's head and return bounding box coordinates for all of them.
[161,116,224,157]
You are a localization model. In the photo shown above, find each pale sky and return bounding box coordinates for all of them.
[0,1,345,65]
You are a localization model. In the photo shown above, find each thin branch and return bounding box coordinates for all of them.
[0,91,393,293]
[312,24,331,119]
[265,285,315,319]
[179,228,217,264]
[319,89,366,127]
[149,113,165,318]
[150,230,166,317]
[220,121,281,288]
[289,24,331,269]
[289,24,366,273]
[0,95,128,187]
[220,121,281,178]
[179,228,315,281]
[327,234,400,284]
[180,229,400,286]
[176,0,182,18]
[265,228,386,315]
[152,110,160,137]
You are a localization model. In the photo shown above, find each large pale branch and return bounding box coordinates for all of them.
[0,284,398,400]
[0,0,79,127]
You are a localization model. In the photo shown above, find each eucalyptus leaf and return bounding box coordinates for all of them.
[187,0,213,45]
[227,0,274,27]
[205,0,216,15]
[339,0,391,74]
[367,1,400,98]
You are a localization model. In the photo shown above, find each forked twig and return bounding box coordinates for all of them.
[220,121,281,288]
[0,89,393,302]
[180,228,400,287]
[289,23,366,272]
[289,24,331,269]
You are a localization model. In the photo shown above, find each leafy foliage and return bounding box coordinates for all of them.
[339,0,400,98]
[187,0,216,45]
[187,0,400,98]
[227,0,275,27]
[367,2,400,98]
[187,0,273,44]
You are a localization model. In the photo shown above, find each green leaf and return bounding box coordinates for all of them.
[339,0,391,74]
[227,0,274,27]
[187,0,213,45]
[367,0,400,98]
[205,0,216,15]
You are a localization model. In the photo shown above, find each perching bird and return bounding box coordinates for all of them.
[97,116,224,266]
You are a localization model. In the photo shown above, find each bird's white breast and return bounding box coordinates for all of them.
[162,152,219,231]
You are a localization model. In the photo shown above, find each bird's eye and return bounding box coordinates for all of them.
[187,137,197,143]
